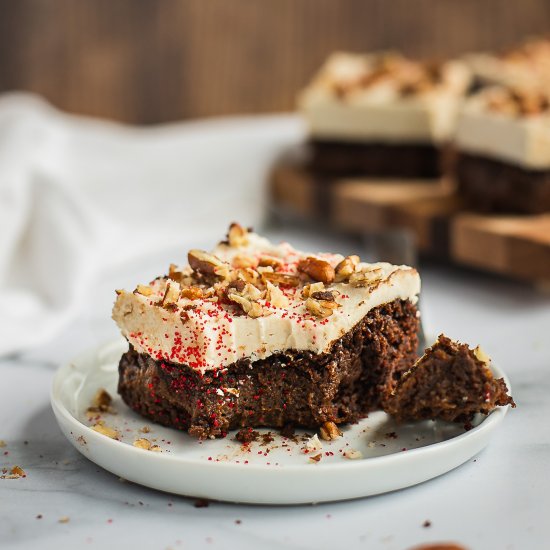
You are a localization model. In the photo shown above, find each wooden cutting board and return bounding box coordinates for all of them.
[270,164,550,284]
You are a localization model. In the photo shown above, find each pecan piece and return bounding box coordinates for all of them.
[188,250,230,279]
[227,223,249,247]
[305,297,340,318]
[297,257,335,284]
[262,271,300,287]
[258,256,283,269]
[319,421,342,441]
[180,286,204,300]
[335,255,360,282]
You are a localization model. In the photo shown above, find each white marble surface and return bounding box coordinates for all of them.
[1,228,550,550]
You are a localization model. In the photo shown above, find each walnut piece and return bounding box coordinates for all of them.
[473,345,491,365]
[308,453,322,463]
[227,292,264,318]
[227,223,249,247]
[305,296,340,318]
[335,255,360,282]
[319,421,343,441]
[297,257,335,284]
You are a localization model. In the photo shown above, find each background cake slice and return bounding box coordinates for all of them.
[455,85,550,214]
[385,334,515,424]
[113,224,421,438]
[298,51,471,178]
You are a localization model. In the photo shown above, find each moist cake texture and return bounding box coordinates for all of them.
[385,334,515,423]
[113,224,421,438]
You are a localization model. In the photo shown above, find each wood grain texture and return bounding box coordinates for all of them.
[1,0,549,123]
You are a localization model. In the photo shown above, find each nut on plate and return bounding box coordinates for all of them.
[319,421,342,441]
[227,223,249,247]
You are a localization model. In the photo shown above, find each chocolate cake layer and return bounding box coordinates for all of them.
[307,140,442,178]
[456,152,550,214]
[385,334,515,423]
[118,298,419,439]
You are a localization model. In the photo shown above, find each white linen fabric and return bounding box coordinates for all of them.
[0,93,304,356]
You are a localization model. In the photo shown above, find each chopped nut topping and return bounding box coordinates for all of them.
[310,290,336,302]
[305,296,340,318]
[236,267,261,286]
[335,255,360,282]
[301,281,325,298]
[134,284,153,297]
[150,445,162,452]
[0,440,6,448]
[161,281,181,307]
[232,255,256,269]
[91,423,119,439]
[139,426,151,433]
[180,286,204,300]
[58,516,70,523]
[188,250,230,280]
[319,421,343,441]
[265,281,289,308]
[228,293,264,318]
[343,449,363,460]
[133,438,152,450]
[308,453,322,463]
[349,267,383,287]
[297,257,335,284]
[258,256,283,269]
[261,271,300,287]
[227,223,249,247]
[487,87,550,116]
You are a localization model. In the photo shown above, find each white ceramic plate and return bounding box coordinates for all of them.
[51,338,512,505]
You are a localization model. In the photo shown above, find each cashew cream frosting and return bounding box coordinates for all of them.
[298,52,471,144]
[112,230,421,372]
[455,88,550,169]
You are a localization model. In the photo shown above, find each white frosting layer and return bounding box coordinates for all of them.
[298,52,471,144]
[112,233,420,372]
[455,89,550,169]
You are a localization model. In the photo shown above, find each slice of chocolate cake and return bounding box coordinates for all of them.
[385,334,515,423]
[112,224,421,439]
[298,51,471,178]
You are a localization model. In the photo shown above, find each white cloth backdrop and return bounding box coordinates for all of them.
[0,93,304,356]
